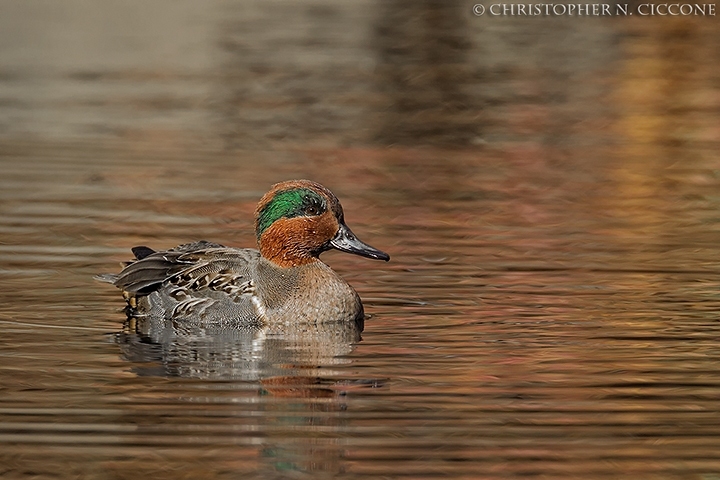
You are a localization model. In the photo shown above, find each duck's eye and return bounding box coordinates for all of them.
[300,193,325,217]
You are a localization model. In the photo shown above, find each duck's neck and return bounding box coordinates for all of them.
[258,235,320,268]
[259,245,319,268]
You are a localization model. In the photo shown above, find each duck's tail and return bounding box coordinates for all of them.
[94,245,158,286]
[94,273,119,284]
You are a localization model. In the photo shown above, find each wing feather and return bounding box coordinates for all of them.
[106,241,259,296]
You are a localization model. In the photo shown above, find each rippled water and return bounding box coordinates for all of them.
[2,2,720,479]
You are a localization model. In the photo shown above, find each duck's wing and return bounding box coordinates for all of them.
[104,241,259,296]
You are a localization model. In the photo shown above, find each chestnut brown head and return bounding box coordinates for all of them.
[254,180,389,268]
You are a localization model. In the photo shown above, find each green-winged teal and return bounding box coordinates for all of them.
[98,180,389,326]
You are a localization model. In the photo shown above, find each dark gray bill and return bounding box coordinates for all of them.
[329,223,389,261]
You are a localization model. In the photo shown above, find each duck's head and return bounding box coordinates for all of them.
[254,180,390,268]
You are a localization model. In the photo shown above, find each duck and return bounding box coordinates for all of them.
[97,180,389,327]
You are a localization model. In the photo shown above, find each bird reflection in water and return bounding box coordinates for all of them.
[115,312,372,476]
[116,313,364,384]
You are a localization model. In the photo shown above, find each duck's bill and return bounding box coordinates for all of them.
[330,223,390,261]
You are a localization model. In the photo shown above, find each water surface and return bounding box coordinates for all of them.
[1,2,720,479]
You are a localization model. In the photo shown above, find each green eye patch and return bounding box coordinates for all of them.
[256,188,327,238]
